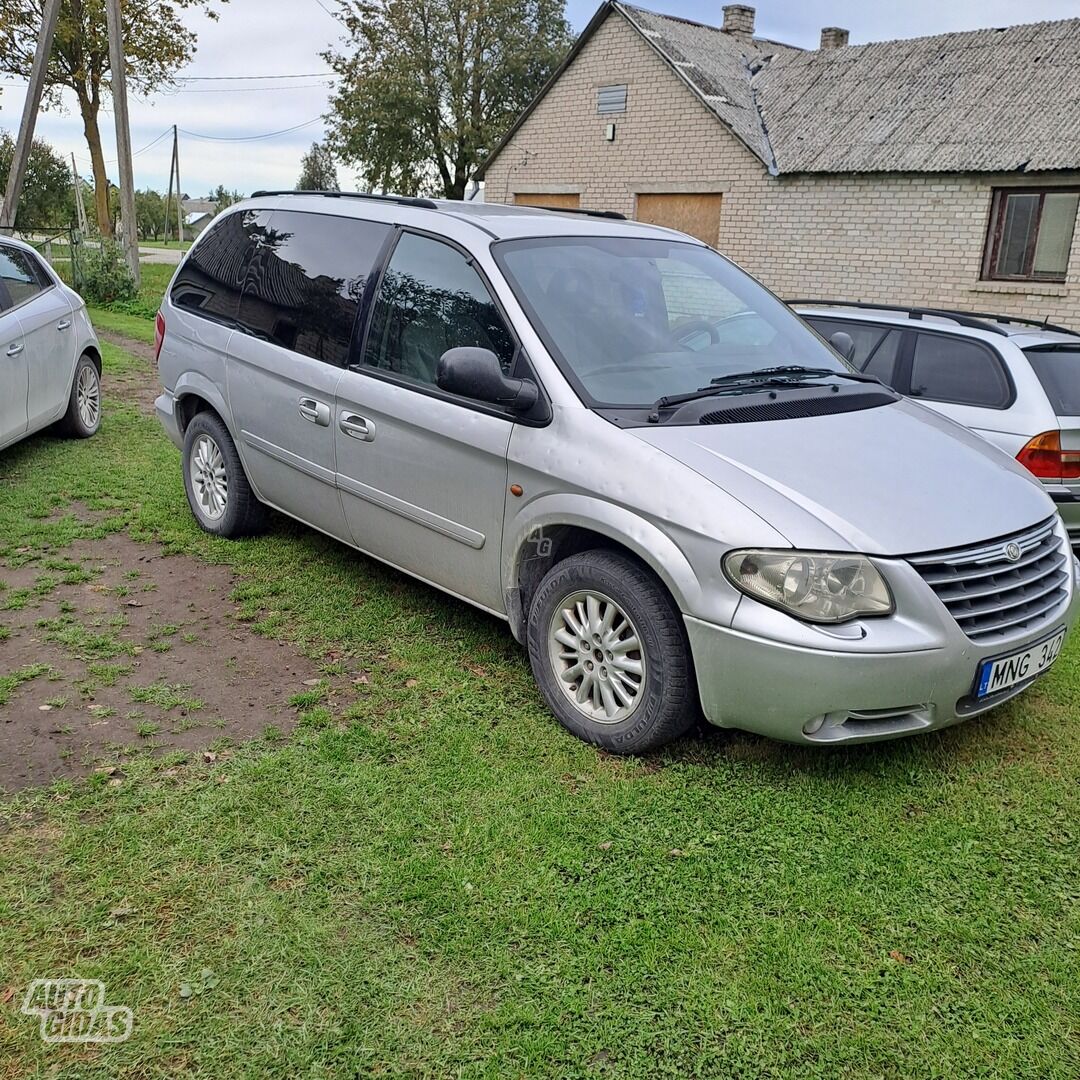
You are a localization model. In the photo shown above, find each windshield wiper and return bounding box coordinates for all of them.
[652,366,879,411]
[708,365,878,387]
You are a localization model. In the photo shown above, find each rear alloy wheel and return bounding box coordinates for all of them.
[181,411,267,537]
[57,354,101,438]
[527,549,697,754]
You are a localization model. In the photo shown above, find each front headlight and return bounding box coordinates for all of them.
[722,549,894,623]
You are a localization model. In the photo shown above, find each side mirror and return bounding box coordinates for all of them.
[437,347,539,412]
[829,331,857,363]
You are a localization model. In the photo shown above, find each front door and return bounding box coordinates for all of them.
[0,305,28,447]
[335,231,516,613]
[226,209,392,542]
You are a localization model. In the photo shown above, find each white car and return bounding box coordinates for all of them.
[0,234,102,451]
[794,301,1080,547]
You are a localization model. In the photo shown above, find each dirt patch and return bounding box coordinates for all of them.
[0,532,344,793]
[97,329,160,415]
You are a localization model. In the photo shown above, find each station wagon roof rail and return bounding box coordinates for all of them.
[787,299,1080,338]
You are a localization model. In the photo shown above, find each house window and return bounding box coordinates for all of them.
[983,188,1079,282]
[597,85,627,114]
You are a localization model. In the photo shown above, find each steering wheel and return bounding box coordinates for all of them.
[672,318,720,347]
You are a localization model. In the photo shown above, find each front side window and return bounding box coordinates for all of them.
[983,188,1079,282]
[495,236,847,407]
[237,210,391,366]
[909,333,1011,408]
[171,209,270,326]
[803,317,903,382]
[361,232,515,387]
[0,245,45,308]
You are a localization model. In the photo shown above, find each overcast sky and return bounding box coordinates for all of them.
[1,0,1077,197]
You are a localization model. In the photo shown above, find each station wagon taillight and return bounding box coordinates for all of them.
[1016,430,1080,481]
[154,311,165,363]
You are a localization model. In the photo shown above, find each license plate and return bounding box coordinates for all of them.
[975,628,1066,698]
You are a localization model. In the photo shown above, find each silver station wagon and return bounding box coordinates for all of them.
[154,193,1079,752]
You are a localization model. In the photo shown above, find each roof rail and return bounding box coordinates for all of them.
[527,205,627,220]
[787,299,1080,338]
[249,189,440,210]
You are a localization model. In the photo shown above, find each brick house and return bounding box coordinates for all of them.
[478,2,1080,324]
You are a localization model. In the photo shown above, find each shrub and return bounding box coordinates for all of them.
[78,241,137,306]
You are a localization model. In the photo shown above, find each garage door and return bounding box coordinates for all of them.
[635,193,722,246]
[513,192,581,210]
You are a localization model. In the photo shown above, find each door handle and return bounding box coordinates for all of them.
[6,342,24,357]
[56,319,72,331]
[339,412,376,442]
[297,397,331,426]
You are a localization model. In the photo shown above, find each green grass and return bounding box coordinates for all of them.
[86,306,157,345]
[139,239,192,251]
[0,342,1078,1076]
[0,663,51,706]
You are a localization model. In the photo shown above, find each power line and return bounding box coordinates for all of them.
[178,116,323,142]
[171,72,334,81]
[161,81,332,95]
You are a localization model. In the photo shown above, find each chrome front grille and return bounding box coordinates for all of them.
[908,517,1069,643]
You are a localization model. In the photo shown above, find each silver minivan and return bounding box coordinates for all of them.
[154,193,1079,752]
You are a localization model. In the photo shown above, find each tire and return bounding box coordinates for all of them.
[527,549,698,754]
[181,410,267,537]
[56,353,101,438]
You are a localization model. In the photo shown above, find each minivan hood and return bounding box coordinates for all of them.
[632,398,1054,555]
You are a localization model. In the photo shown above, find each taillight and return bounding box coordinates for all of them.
[1016,430,1080,481]
[153,311,166,363]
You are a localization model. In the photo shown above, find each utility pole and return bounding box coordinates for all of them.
[70,154,90,235]
[0,0,64,232]
[163,133,176,243]
[105,0,140,285]
[173,127,185,245]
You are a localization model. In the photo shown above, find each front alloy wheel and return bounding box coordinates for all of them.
[527,549,697,754]
[548,590,646,723]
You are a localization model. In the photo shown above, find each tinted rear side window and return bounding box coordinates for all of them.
[1026,347,1080,415]
[910,333,1011,408]
[171,209,269,326]
[237,210,391,366]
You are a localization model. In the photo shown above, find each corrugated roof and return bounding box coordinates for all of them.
[618,5,798,172]
[616,3,1080,175]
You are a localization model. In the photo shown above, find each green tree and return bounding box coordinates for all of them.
[134,187,165,239]
[0,128,72,227]
[207,184,242,213]
[296,141,339,191]
[323,0,571,199]
[0,0,227,237]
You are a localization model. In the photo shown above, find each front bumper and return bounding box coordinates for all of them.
[154,391,183,450]
[686,552,1080,745]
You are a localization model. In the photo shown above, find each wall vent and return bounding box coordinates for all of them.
[597,85,627,114]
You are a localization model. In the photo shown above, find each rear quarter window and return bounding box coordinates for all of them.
[910,333,1012,409]
[170,209,270,327]
[1025,347,1080,415]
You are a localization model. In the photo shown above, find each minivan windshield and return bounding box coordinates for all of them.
[1025,346,1080,416]
[495,236,850,407]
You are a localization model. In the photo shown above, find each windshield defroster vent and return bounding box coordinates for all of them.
[698,390,896,425]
